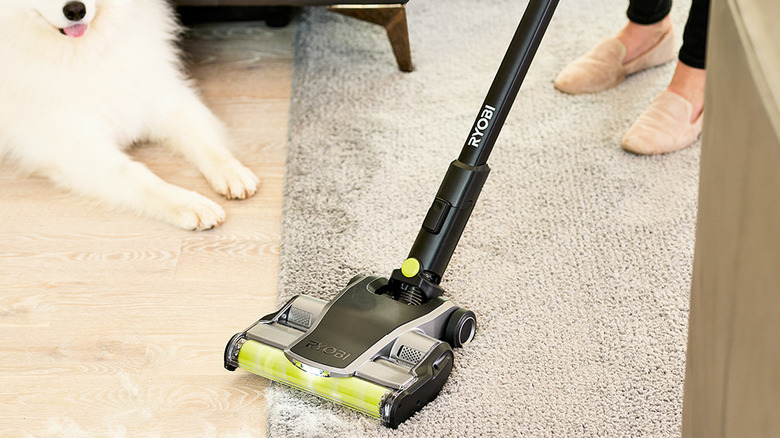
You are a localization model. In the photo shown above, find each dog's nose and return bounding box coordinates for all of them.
[62,1,87,21]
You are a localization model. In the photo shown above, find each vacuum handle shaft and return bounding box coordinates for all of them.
[396,0,558,297]
[458,0,559,167]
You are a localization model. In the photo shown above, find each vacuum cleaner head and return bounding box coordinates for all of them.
[224,275,476,428]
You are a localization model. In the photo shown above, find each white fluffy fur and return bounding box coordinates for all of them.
[0,0,259,230]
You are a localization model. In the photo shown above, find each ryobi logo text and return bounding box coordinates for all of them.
[467,104,496,147]
[305,340,351,361]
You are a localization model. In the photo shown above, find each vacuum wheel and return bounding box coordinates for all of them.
[445,308,476,348]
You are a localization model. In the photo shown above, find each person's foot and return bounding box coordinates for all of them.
[554,16,676,94]
[622,61,706,155]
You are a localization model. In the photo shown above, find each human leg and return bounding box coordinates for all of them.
[669,0,709,120]
[619,0,673,64]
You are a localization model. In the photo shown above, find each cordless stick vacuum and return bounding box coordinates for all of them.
[224,0,559,428]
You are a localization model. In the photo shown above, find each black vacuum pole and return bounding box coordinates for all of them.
[390,0,559,303]
[458,0,559,167]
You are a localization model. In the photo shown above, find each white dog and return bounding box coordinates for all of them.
[0,0,259,230]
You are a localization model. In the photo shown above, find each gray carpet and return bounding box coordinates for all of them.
[269,1,700,436]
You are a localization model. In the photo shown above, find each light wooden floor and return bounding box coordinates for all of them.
[0,20,295,436]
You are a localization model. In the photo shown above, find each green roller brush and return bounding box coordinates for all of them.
[224,0,559,428]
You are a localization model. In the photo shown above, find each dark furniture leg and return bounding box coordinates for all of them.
[327,4,413,72]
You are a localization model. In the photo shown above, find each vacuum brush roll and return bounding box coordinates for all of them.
[232,337,454,428]
[236,339,390,419]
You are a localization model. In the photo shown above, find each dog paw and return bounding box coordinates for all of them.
[168,192,227,231]
[208,161,260,200]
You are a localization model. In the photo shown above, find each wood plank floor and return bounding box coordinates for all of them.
[0,20,295,436]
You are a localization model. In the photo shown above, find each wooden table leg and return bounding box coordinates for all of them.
[327,4,413,72]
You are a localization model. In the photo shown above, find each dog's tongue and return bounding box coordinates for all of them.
[63,23,88,38]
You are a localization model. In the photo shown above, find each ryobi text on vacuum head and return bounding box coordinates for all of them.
[224,0,559,428]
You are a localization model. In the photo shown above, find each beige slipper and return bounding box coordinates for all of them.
[622,90,703,155]
[554,28,676,94]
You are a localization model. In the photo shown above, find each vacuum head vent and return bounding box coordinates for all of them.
[287,307,313,329]
[398,345,423,365]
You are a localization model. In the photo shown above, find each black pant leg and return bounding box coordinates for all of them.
[679,0,711,69]
[627,0,672,24]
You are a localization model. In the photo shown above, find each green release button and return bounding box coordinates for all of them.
[401,258,420,278]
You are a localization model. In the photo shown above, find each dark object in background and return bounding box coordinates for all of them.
[176,6,296,27]
[174,2,412,71]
